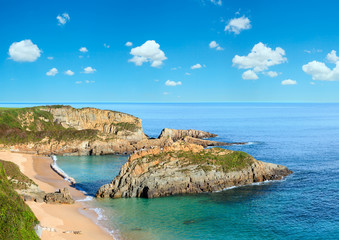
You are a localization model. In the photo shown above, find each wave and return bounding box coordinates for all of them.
[50,155,76,184]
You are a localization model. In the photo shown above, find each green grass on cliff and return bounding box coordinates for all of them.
[145,148,254,173]
[0,161,39,239]
[0,160,37,190]
[0,106,98,144]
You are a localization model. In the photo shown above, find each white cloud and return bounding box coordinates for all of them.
[281,79,297,85]
[171,66,181,70]
[165,80,182,86]
[8,39,41,62]
[79,47,88,53]
[191,63,202,69]
[57,13,70,25]
[302,60,339,81]
[209,41,224,51]
[304,49,322,54]
[185,72,191,75]
[326,50,339,63]
[85,80,95,84]
[83,66,96,74]
[232,42,287,75]
[242,70,258,80]
[46,68,58,76]
[310,82,315,85]
[210,0,222,6]
[129,40,167,67]
[47,56,54,60]
[75,81,82,84]
[125,42,133,47]
[225,16,251,35]
[64,70,74,76]
[266,71,278,78]
[104,43,110,48]
[163,92,169,95]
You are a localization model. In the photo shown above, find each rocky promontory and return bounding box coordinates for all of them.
[96,141,292,199]
[0,105,244,156]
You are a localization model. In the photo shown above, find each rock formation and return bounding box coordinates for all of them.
[96,142,292,199]
[158,128,217,141]
[1,105,245,156]
[44,188,75,204]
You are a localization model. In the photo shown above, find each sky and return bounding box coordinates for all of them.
[1,0,339,103]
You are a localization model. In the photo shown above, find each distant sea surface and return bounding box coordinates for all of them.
[2,103,339,239]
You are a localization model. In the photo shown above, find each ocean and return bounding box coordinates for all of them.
[3,103,339,239]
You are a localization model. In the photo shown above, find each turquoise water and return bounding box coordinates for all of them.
[3,103,339,239]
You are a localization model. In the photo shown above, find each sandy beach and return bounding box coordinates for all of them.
[0,150,112,240]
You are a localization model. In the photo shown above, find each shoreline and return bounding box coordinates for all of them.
[0,150,113,240]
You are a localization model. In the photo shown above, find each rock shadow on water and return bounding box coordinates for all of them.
[199,180,284,205]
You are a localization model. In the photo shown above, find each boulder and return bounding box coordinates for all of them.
[44,188,75,204]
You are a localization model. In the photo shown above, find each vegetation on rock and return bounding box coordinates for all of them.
[0,161,39,239]
[0,106,99,144]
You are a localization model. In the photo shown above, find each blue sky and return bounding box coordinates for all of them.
[1,0,339,103]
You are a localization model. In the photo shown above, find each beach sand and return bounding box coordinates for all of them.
[0,151,113,240]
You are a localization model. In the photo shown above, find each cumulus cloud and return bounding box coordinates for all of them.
[242,70,258,80]
[225,16,251,34]
[210,0,222,6]
[46,68,58,76]
[265,71,278,78]
[209,41,224,51]
[185,72,191,75]
[302,60,339,81]
[165,80,182,86]
[47,56,54,60]
[85,80,95,84]
[79,47,88,53]
[125,42,133,47]
[8,39,41,62]
[326,50,339,63]
[129,40,167,67]
[57,13,70,25]
[281,79,297,85]
[104,43,110,48]
[191,63,203,69]
[232,42,287,79]
[64,70,74,76]
[83,66,96,74]
[75,81,82,84]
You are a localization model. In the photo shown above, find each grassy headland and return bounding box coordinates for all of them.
[0,161,39,239]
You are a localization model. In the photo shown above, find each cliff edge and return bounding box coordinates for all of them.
[96,142,292,199]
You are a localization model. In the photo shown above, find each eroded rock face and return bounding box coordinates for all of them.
[44,188,75,204]
[41,106,146,142]
[158,128,217,141]
[96,142,292,199]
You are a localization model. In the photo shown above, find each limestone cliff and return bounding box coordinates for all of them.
[96,142,292,198]
[158,128,217,141]
[1,106,245,156]
[41,106,146,142]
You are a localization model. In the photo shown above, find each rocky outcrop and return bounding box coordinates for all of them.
[44,188,75,204]
[158,128,217,141]
[2,105,245,155]
[41,106,146,142]
[96,142,292,199]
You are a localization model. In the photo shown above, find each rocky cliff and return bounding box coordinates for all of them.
[158,128,217,141]
[41,106,146,142]
[96,142,292,198]
[0,106,245,156]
